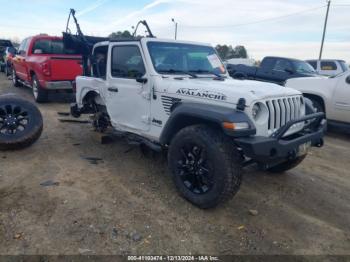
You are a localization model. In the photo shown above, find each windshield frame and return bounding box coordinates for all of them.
[339,61,349,72]
[146,41,227,76]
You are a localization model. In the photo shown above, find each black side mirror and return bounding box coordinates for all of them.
[346,75,350,84]
[136,77,148,84]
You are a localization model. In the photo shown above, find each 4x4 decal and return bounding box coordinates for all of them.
[176,88,227,101]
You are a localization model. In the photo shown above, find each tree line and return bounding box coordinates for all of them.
[108,30,248,60]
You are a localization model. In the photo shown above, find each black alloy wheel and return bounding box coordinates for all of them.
[0,104,29,135]
[168,125,243,209]
[0,95,43,150]
[177,144,213,194]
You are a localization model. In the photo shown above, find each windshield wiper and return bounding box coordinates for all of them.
[158,69,198,78]
[189,70,226,79]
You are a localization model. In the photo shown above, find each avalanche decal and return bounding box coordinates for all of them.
[176,88,227,101]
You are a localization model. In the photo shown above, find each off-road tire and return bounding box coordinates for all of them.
[0,95,43,150]
[4,64,9,76]
[5,63,12,76]
[12,69,21,87]
[32,75,48,103]
[309,98,324,113]
[267,155,306,173]
[168,125,242,209]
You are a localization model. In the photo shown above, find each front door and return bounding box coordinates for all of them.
[270,58,293,84]
[105,43,151,132]
[14,38,29,80]
[331,73,350,123]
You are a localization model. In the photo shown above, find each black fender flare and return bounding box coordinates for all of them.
[159,102,256,145]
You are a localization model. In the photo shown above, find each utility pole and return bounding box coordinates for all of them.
[171,18,178,40]
[319,0,331,60]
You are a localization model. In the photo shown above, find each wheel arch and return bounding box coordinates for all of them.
[159,102,256,145]
[302,93,326,113]
[78,88,104,107]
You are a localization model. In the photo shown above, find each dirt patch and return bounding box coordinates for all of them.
[0,74,349,255]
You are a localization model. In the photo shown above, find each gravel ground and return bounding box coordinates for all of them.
[0,73,349,255]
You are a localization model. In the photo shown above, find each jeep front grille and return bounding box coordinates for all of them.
[266,96,303,131]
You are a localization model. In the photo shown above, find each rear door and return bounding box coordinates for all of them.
[255,57,275,82]
[31,38,82,80]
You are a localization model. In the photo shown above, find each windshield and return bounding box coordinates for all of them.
[147,42,226,75]
[292,60,316,74]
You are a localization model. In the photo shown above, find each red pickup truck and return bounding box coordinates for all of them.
[12,35,82,102]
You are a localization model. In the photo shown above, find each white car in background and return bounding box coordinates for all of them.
[224,58,256,66]
[306,59,348,76]
[286,72,350,127]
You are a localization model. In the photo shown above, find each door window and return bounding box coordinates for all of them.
[273,59,292,72]
[111,45,145,79]
[321,61,337,71]
[92,45,108,78]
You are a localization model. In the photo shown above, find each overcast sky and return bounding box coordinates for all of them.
[0,0,349,62]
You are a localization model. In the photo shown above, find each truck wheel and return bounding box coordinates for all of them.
[32,75,48,103]
[309,98,324,113]
[168,125,242,209]
[267,155,306,173]
[0,95,43,150]
[4,64,9,76]
[12,69,21,87]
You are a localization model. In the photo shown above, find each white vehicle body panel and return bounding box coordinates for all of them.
[307,59,348,76]
[76,37,305,141]
[285,72,350,123]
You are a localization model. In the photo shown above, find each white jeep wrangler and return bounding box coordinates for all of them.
[70,37,325,208]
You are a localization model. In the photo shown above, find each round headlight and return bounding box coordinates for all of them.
[252,103,261,120]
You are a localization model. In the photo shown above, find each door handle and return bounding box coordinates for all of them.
[108,87,119,92]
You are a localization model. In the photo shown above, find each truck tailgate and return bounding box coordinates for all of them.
[49,56,82,81]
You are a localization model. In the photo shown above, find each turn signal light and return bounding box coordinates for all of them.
[222,122,249,130]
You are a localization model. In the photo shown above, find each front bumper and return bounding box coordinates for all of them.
[236,112,326,164]
[45,81,74,90]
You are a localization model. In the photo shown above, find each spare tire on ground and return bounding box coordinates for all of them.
[0,95,43,150]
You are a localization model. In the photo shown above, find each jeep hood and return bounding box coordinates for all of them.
[160,77,301,106]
